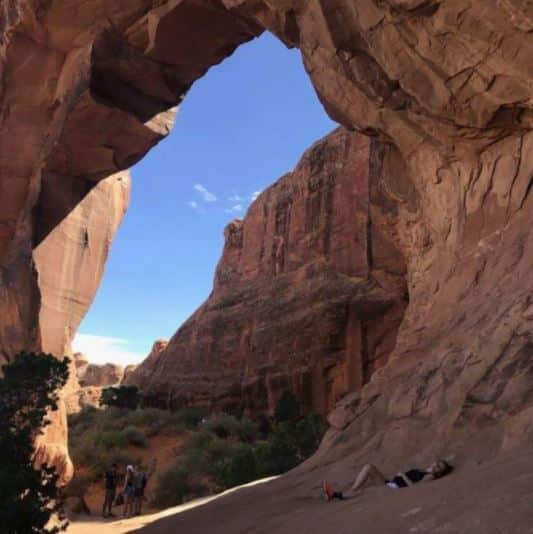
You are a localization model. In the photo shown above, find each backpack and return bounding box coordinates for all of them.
[134,472,147,490]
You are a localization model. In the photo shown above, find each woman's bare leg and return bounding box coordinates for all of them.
[343,464,387,498]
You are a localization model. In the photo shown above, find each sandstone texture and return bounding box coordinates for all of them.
[131,447,533,534]
[128,129,408,416]
[1,0,532,499]
[0,165,130,481]
[65,353,133,413]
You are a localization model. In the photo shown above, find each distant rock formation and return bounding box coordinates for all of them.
[127,129,408,416]
[1,0,532,487]
[125,340,168,391]
[66,353,138,413]
[79,361,125,388]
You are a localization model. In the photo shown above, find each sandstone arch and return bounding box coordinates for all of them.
[1,0,532,479]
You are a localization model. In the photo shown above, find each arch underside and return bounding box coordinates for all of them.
[0,0,532,477]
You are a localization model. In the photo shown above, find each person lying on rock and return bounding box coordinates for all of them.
[322,459,453,501]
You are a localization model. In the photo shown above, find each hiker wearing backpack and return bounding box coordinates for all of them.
[133,465,148,516]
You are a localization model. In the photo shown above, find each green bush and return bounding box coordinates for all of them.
[95,429,128,450]
[274,391,300,423]
[254,425,299,477]
[182,431,216,471]
[201,413,258,442]
[236,417,258,443]
[294,413,327,458]
[220,444,257,488]
[122,425,149,448]
[201,413,241,438]
[153,464,190,508]
[100,385,141,410]
[174,406,208,429]
[68,392,328,509]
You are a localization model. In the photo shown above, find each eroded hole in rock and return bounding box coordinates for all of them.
[126,132,410,419]
[67,33,411,422]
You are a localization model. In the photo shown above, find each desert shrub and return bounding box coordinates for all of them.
[293,413,327,458]
[254,395,327,478]
[235,417,258,443]
[152,464,189,508]
[95,429,128,450]
[68,406,99,434]
[174,406,208,429]
[219,444,257,488]
[201,413,240,438]
[199,438,235,485]
[68,390,328,509]
[254,425,299,477]
[201,413,258,442]
[122,425,149,448]
[274,391,300,423]
[68,410,147,482]
[182,431,216,471]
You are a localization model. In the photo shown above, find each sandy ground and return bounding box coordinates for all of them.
[68,448,533,534]
[67,477,278,534]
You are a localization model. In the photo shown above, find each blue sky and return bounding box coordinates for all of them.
[73,32,336,365]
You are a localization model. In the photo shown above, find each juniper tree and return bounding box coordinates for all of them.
[0,351,70,533]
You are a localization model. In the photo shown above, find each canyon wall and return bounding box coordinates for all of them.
[1,169,130,481]
[127,128,408,417]
[0,0,532,481]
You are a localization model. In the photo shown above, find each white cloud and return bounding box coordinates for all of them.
[225,204,243,214]
[187,200,206,214]
[194,183,217,203]
[228,195,243,202]
[251,191,261,201]
[72,333,146,366]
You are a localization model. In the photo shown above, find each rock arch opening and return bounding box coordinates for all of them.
[2,0,531,483]
[70,29,411,420]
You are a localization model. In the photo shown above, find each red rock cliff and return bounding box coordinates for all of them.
[1,171,130,482]
[128,128,408,416]
[1,0,532,485]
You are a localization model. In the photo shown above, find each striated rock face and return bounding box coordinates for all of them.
[126,340,168,390]
[1,0,532,483]
[128,129,408,416]
[1,171,130,482]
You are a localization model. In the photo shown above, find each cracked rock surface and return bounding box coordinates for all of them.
[126,128,408,417]
[0,0,532,484]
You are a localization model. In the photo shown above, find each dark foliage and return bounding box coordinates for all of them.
[274,391,300,423]
[0,351,70,533]
[100,385,141,410]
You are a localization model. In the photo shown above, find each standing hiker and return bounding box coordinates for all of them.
[133,459,156,516]
[133,465,148,516]
[102,463,118,518]
[122,465,136,518]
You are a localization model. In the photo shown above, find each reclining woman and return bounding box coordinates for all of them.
[323,459,453,500]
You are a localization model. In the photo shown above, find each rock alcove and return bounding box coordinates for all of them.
[1,0,532,482]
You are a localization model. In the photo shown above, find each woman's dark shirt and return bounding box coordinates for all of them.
[390,469,427,488]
